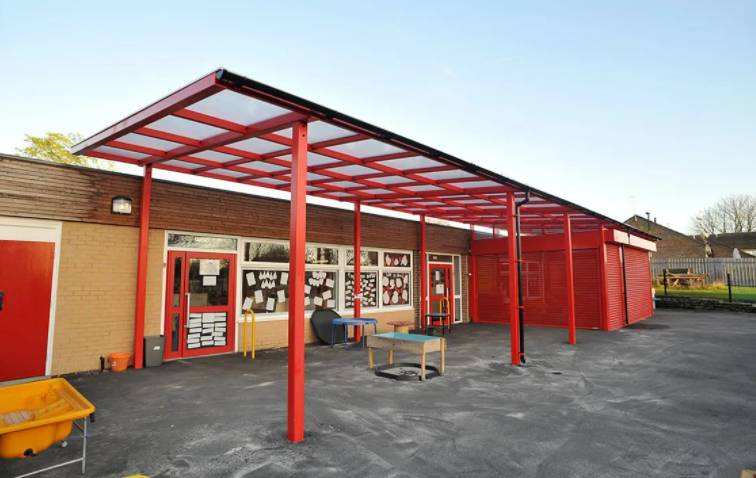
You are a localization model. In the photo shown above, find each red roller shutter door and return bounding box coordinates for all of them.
[605,244,626,331]
[573,249,602,329]
[624,247,653,324]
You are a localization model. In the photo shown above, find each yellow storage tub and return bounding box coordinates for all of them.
[0,378,95,460]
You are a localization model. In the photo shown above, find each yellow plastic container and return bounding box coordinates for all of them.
[0,378,95,459]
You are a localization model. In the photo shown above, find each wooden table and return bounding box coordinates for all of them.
[659,272,705,288]
[365,332,446,380]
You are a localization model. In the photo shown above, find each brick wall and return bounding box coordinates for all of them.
[237,309,415,351]
[51,222,163,374]
[1,156,471,374]
[625,216,704,258]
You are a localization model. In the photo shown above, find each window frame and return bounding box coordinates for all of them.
[239,238,413,321]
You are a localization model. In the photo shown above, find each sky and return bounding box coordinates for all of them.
[1,1,754,233]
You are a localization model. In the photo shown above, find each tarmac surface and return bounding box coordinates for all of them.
[2,308,755,477]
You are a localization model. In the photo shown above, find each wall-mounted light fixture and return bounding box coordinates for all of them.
[111,196,133,215]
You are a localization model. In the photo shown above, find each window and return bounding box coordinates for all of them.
[239,238,412,316]
[245,242,289,263]
[305,271,338,310]
[345,271,378,308]
[241,269,289,313]
[384,252,411,268]
[382,271,411,306]
[306,246,339,265]
[168,233,237,251]
[523,261,543,301]
[346,249,379,266]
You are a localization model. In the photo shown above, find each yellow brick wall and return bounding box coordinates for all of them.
[236,309,415,351]
[51,222,164,374]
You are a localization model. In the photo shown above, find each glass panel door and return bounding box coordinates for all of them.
[428,263,454,323]
[164,251,236,359]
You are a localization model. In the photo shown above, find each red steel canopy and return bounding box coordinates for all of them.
[72,69,651,236]
[72,69,655,443]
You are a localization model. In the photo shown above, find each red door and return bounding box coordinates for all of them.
[428,263,454,324]
[164,251,236,360]
[0,240,55,381]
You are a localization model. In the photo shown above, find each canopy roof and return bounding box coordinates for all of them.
[73,69,652,237]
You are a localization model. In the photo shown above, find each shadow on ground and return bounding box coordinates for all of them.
[2,309,755,477]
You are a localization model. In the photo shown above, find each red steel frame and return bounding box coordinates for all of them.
[419,215,427,330]
[133,164,152,369]
[468,225,479,322]
[288,121,308,443]
[563,213,577,345]
[353,200,362,341]
[71,69,660,443]
[506,194,521,365]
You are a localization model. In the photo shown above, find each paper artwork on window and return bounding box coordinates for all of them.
[242,297,253,310]
[384,252,410,268]
[345,272,377,308]
[382,272,410,306]
[199,259,221,276]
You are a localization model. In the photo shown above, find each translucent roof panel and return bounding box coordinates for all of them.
[229,137,287,155]
[377,156,443,170]
[146,115,227,140]
[163,159,204,170]
[304,121,356,143]
[191,150,243,163]
[119,133,183,151]
[327,139,405,158]
[186,90,292,126]
[94,145,149,160]
[326,164,377,176]
[71,68,653,238]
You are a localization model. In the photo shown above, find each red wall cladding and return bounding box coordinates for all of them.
[605,244,626,331]
[474,249,602,329]
[624,247,654,324]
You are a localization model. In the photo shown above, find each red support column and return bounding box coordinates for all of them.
[468,224,479,322]
[353,201,362,341]
[133,164,152,370]
[419,215,427,331]
[598,226,610,331]
[506,194,521,365]
[564,213,577,345]
[288,121,308,443]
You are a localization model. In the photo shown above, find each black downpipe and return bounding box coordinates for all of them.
[515,190,531,363]
[620,244,629,325]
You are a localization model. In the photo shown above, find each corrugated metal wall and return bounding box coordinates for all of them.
[624,247,654,323]
[476,254,506,323]
[474,249,601,329]
[605,244,626,330]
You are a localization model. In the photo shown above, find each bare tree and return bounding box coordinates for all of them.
[692,194,756,236]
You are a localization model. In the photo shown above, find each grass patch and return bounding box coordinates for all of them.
[655,285,756,303]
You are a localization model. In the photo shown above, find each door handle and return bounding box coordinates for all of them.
[185,292,191,327]
[0,290,4,311]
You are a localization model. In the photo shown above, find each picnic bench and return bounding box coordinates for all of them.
[659,268,706,288]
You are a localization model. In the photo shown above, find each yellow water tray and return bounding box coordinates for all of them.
[0,378,95,459]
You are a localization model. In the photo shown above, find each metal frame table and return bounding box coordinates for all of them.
[330,317,378,348]
[366,332,446,380]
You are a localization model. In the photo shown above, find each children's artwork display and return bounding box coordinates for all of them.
[384,252,411,268]
[382,272,411,306]
[241,270,288,314]
[345,272,378,308]
[305,271,337,311]
[186,312,227,349]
